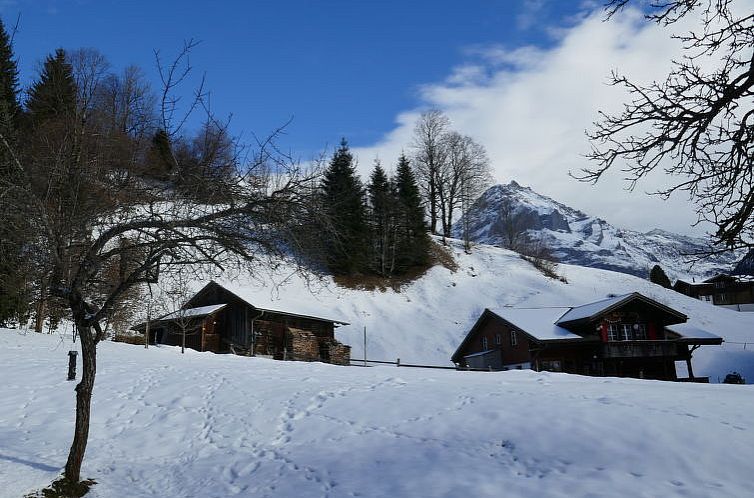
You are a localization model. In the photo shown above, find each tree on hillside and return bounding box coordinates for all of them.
[22,48,79,333]
[649,264,673,289]
[393,154,430,272]
[367,160,395,276]
[0,42,319,491]
[412,109,449,235]
[437,131,492,243]
[0,17,28,327]
[581,0,754,251]
[321,139,370,275]
[497,198,528,252]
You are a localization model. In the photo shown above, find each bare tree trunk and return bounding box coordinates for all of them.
[34,296,46,333]
[64,325,96,483]
[429,176,437,234]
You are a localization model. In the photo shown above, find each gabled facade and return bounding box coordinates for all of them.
[133,281,351,365]
[452,293,722,381]
[673,274,754,312]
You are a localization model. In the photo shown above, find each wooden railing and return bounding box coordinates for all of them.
[602,341,677,358]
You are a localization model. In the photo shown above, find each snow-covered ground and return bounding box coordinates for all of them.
[2,331,753,498]
[211,239,754,382]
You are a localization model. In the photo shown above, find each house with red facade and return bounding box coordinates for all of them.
[451,293,722,381]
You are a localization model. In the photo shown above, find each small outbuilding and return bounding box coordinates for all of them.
[452,292,722,381]
[133,281,351,365]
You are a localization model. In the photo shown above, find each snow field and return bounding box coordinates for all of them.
[2,331,753,498]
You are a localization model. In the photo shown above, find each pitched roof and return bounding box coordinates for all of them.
[451,306,587,363]
[194,281,350,326]
[160,304,227,320]
[556,292,686,325]
[487,307,581,341]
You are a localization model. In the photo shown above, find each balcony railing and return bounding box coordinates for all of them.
[601,341,678,359]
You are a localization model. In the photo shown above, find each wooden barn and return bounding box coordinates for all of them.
[133,281,351,365]
[452,293,722,382]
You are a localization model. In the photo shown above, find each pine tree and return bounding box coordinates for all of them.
[321,139,369,275]
[0,18,19,124]
[0,17,27,326]
[368,160,395,276]
[394,153,430,272]
[22,48,79,332]
[649,264,672,289]
[26,48,77,125]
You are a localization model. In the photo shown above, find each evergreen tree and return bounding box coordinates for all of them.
[0,17,26,326]
[26,48,77,124]
[0,18,19,124]
[368,160,395,276]
[321,139,369,275]
[394,153,430,272]
[22,48,79,331]
[649,264,672,289]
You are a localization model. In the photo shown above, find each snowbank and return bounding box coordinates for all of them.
[1,331,752,497]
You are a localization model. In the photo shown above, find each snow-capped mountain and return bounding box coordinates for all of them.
[454,181,740,281]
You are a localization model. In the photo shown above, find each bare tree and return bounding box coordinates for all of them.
[411,109,449,234]
[437,131,492,243]
[497,198,528,251]
[157,269,202,354]
[0,45,319,491]
[580,0,754,251]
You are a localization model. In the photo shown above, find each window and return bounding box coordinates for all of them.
[510,330,518,346]
[481,337,489,350]
[717,293,727,304]
[495,334,502,345]
[620,324,632,341]
[634,323,647,340]
[607,323,619,341]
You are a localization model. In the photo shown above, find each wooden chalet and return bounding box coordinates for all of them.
[133,281,351,365]
[673,274,754,312]
[451,293,722,382]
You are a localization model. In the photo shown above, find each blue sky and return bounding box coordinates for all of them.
[3,0,736,237]
[3,0,586,157]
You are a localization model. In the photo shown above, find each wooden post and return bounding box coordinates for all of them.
[396,357,400,367]
[67,351,77,380]
[363,326,367,367]
[144,309,150,349]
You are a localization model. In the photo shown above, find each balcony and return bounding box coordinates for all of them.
[601,341,678,359]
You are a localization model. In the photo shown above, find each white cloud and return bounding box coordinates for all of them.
[352,5,750,237]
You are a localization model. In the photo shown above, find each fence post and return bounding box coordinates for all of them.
[396,358,400,367]
[67,351,77,381]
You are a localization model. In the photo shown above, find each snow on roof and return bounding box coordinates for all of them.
[665,323,722,342]
[208,281,350,325]
[556,294,634,324]
[489,307,583,341]
[161,304,227,320]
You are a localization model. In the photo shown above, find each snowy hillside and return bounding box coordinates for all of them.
[198,239,754,382]
[453,182,740,281]
[3,331,754,498]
